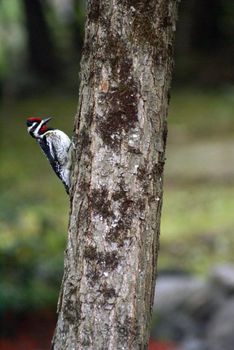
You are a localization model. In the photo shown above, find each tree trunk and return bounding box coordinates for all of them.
[22,0,59,82]
[190,0,223,53]
[52,1,178,349]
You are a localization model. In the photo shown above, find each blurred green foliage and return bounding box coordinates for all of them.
[160,87,234,274]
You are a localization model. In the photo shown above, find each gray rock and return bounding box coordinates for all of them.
[184,281,224,322]
[152,272,234,348]
[152,276,206,342]
[151,311,197,342]
[154,275,224,319]
[210,264,234,292]
[181,337,207,350]
[154,276,205,313]
[206,298,234,350]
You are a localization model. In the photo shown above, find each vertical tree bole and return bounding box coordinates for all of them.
[52,1,177,349]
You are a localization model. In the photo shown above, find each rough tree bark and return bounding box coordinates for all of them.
[52,0,177,349]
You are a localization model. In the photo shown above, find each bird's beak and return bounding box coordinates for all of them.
[42,117,52,125]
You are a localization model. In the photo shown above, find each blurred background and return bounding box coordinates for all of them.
[0,0,233,349]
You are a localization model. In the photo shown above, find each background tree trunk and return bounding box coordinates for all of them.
[52,0,178,349]
[22,0,59,82]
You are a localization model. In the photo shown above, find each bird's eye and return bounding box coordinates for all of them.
[27,121,32,127]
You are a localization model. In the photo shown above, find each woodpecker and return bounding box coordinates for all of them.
[26,117,72,194]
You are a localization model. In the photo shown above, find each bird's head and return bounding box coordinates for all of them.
[26,117,52,138]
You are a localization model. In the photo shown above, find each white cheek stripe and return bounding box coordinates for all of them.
[28,122,37,133]
[33,120,44,138]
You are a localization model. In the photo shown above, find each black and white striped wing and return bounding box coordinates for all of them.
[38,130,71,193]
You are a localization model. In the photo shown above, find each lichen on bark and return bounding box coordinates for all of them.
[52,1,178,349]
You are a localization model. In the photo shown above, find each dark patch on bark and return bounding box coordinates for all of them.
[136,198,146,213]
[107,181,146,245]
[87,268,101,284]
[96,31,138,149]
[130,2,161,47]
[99,283,116,301]
[117,315,139,341]
[162,120,168,146]
[103,251,119,270]
[75,121,93,166]
[79,180,90,193]
[112,189,125,202]
[153,159,165,200]
[80,336,91,347]
[157,1,175,30]
[84,246,119,271]
[167,42,174,61]
[88,1,101,23]
[97,82,138,149]
[84,246,99,261]
[136,164,152,195]
[127,145,142,154]
[121,198,134,214]
[137,165,148,182]
[153,160,165,179]
[113,184,134,220]
[90,187,112,219]
[63,286,81,324]
[107,183,134,245]
[107,220,129,247]
[102,33,131,81]
[84,246,119,286]
[121,0,173,65]
[80,127,92,150]
[112,180,129,202]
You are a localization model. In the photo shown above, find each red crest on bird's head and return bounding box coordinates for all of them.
[26,117,42,124]
[26,117,52,136]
